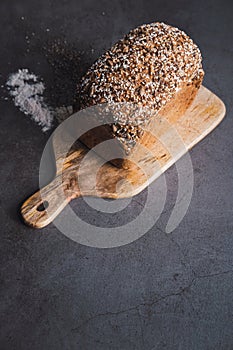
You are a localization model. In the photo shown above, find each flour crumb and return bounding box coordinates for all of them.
[55,105,73,123]
[6,69,54,132]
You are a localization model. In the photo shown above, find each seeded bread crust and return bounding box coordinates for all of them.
[77,22,204,168]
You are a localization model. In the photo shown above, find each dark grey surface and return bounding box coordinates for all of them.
[1,0,233,349]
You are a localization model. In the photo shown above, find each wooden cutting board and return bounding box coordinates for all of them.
[21,86,226,228]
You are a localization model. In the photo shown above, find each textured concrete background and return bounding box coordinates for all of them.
[0,0,233,349]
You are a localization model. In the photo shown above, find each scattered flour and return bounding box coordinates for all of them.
[55,105,73,123]
[6,69,54,132]
[6,68,75,131]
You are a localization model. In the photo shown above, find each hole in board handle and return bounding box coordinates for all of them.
[37,201,49,212]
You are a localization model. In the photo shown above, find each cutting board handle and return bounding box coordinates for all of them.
[20,174,72,228]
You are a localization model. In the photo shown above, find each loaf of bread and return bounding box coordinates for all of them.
[77,22,204,168]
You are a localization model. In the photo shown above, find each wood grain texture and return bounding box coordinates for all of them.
[21,86,226,228]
